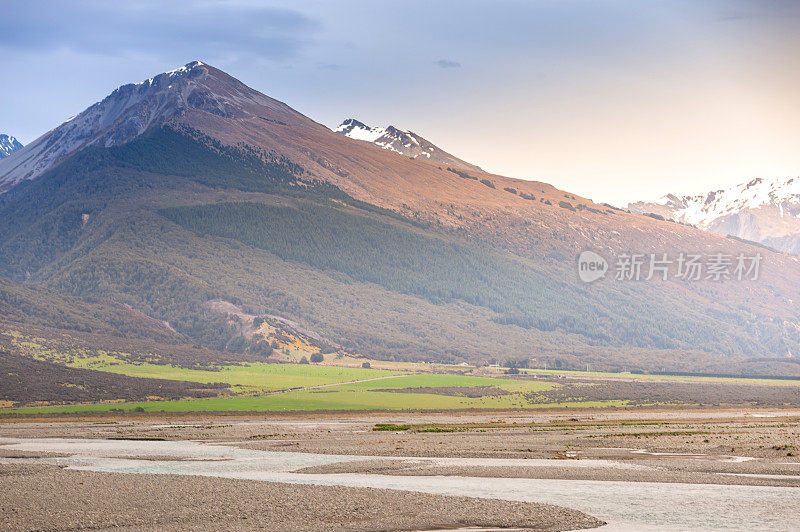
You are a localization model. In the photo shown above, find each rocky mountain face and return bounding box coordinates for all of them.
[629,177,800,254]
[334,118,481,171]
[2,62,800,375]
[0,61,301,193]
[0,134,22,159]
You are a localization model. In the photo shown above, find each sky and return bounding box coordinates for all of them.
[1,0,799,205]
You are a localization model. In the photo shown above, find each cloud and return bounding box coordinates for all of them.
[0,1,319,62]
[434,59,461,69]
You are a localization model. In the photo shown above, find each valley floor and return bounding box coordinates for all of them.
[2,407,799,530]
[0,463,599,531]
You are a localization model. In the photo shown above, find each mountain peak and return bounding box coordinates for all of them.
[0,61,297,193]
[1,60,484,195]
[131,60,209,89]
[335,118,378,140]
[334,118,480,171]
[177,59,205,70]
[0,134,23,159]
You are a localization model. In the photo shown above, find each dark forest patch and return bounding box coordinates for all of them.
[528,380,800,406]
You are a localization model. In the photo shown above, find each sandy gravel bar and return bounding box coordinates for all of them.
[0,463,603,531]
[297,458,800,487]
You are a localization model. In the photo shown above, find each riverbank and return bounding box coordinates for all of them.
[2,407,799,530]
[0,461,601,531]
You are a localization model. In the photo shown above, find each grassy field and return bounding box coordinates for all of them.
[330,356,800,387]
[6,331,799,414]
[2,334,399,393]
[0,333,628,413]
[8,372,631,414]
[53,353,400,393]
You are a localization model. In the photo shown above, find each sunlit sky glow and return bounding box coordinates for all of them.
[2,0,799,204]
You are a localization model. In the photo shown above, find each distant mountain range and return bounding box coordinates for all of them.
[1,61,800,378]
[0,134,22,159]
[629,177,800,254]
[334,118,481,171]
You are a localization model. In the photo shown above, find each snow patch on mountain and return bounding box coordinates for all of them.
[636,177,800,226]
[630,177,800,254]
[335,119,385,143]
[0,134,23,159]
[334,118,479,171]
[336,119,431,156]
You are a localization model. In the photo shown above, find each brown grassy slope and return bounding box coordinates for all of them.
[176,65,800,329]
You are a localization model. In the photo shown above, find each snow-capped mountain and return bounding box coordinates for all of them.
[3,59,800,372]
[0,134,23,159]
[334,119,480,171]
[0,61,299,194]
[629,177,800,254]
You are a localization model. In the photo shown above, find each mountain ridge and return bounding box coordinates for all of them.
[0,61,304,193]
[629,176,800,254]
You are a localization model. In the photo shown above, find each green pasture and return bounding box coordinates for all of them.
[7,370,628,413]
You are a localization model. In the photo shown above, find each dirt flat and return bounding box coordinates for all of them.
[0,462,601,531]
[297,459,800,487]
[4,408,800,463]
[2,407,800,530]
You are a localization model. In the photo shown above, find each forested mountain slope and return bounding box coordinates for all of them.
[1,63,800,375]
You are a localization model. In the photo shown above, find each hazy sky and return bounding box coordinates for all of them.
[2,0,799,204]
